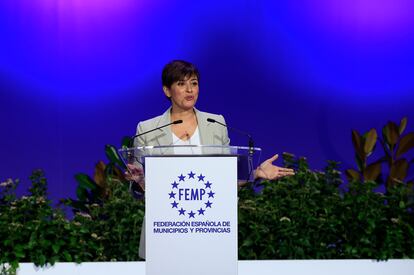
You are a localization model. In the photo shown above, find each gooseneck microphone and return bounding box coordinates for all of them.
[206,118,254,150]
[208,117,256,181]
[129,119,183,147]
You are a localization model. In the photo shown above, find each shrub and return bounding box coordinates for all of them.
[238,156,414,259]
[0,170,144,275]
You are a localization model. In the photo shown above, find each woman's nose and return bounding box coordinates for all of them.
[186,83,193,92]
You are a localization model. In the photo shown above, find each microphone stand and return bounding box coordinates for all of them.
[207,118,254,156]
[126,119,183,192]
[207,118,255,181]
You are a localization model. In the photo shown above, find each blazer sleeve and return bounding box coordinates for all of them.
[219,115,231,146]
[134,122,146,147]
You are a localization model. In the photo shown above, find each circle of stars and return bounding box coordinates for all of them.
[168,171,215,219]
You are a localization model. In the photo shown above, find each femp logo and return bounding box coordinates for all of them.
[168,171,215,219]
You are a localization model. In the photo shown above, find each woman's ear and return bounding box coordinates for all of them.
[163,86,171,98]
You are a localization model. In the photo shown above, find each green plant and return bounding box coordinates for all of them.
[346,117,414,187]
[0,169,145,273]
[0,171,74,271]
[380,118,414,186]
[76,178,144,261]
[239,157,345,259]
[66,137,137,213]
[238,154,414,259]
[2,120,414,271]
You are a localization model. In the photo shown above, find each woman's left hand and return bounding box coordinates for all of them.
[255,154,295,180]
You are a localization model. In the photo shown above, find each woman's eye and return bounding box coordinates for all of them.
[192,82,198,86]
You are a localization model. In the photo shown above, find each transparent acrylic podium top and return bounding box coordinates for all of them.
[119,145,261,158]
[118,145,262,181]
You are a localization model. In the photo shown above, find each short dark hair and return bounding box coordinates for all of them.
[162,60,200,88]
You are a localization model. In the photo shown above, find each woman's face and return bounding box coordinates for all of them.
[163,74,199,111]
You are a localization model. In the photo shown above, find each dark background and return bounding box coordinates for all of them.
[1,0,413,200]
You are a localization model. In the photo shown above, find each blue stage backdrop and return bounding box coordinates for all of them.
[1,1,414,200]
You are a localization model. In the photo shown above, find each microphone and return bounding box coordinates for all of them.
[208,118,256,181]
[207,118,254,150]
[129,119,183,147]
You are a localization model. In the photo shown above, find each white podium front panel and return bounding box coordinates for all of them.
[145,156,238,275]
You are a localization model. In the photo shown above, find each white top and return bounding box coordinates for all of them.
[172,126,202,154]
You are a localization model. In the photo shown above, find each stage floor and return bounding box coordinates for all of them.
[16,260,414,275]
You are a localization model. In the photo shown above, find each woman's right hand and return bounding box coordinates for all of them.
[125,163,145,190]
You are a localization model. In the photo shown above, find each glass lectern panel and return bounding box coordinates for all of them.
[118,145,261,182]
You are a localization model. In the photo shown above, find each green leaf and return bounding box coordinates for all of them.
[378,138,393,165]
[383,121,399,147]
[399,117,407,135]
[367,219,375,229]
[76,186,88,201]
[121,136,132,148]
[345,169,360,181]
[389,159,409,182]
[363,162,382,181]
[363,129,377,155]
[355,154,364,171]
[52,244,60,254]
[38,254,46,266]
[93,161,107,189]
[75,173,97,190]
[396,133,414,159]
[352,130,364,159]
[382,125,390,149]
[242,238,254,247]
[14,250,25,258]
[66,199,88,212]
[105,144,126,169]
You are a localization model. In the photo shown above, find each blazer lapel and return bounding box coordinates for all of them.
[155,107,215,146]
[155,108,173,146]
[195,108,213,145]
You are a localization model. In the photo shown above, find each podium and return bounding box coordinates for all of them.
[119,145,261,275]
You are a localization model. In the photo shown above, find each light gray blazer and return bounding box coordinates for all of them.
[136,107,230,259]
[134,107,230,147]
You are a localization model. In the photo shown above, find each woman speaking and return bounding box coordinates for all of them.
[128,60,294,258]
